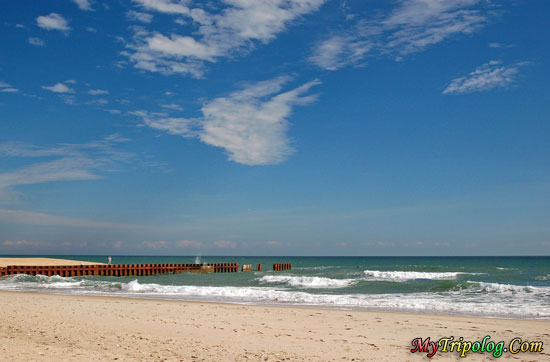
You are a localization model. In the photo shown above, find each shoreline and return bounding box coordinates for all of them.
[1,290,549,361]
[2,287,548,321]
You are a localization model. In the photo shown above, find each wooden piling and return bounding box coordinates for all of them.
[0,261,290,277]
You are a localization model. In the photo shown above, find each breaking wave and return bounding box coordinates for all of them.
[1,274,549,319]
[258,275,356,288]
[363,270,471,281]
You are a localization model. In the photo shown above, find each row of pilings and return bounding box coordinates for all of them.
[0,262,291,277]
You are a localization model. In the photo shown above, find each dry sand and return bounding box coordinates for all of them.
[0,257,102,267]
[0,291,548,361]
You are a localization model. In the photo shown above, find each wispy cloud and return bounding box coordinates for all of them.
[161,103,184,111]
[88,89,109,95]
[133,76,320,165]
[2,240,44,247]
[126,0,326,77]
[127,10,153,23]
[0,209,138,229]
[36,13,70,32]
[311,0,492,70]
[443,60,529,95]
[214,240,237,249]
[42,82,75,93]
[488,42,514,49]
[0,81,18,93]
[0,134,134,202]
[132,0,190,15]
[309,34,371,71]
[142,240,170,249]
[28,37,46,47]
[176,239,205,249]
[73,0,94,11]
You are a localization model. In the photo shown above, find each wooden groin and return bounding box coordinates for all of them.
[0,263,239,277]
[273,263,291,271]
[0,262,301,277]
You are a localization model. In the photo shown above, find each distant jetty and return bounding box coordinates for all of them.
[0,258,291,277]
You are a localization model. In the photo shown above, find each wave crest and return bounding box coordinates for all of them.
[363,270,468,281]
[258,275,356,288]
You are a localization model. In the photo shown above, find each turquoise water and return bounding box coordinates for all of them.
[1,256,549,319]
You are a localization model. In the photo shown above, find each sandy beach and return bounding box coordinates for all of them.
[0,257,103,267]
[0,291,548,361]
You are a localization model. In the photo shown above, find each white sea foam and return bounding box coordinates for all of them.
[292,266,336,271]
[1,275,549,318]
[535,274,550,281]
[471,281,550,295]
[258,275,356,288]
[363,270,468,281]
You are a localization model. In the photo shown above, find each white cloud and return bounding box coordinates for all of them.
[36,13,70,32]
[28,37,46,47]
[311,0,491,70]
[0,81,18,93]
[161,103,184,111]
[309,34,371,71]
[0,209,138,229]
[127,0,326,77]
[2,240,43,247]
[143,240,170,248]
[214,240,237,249]
[89,98,109,105]
[86,27,97,32]
[73,0,93,11]
[133,0,191,15]
[0,135,134,202]
[132,111,197,138]
[176,239,205,248]
[88,89,109,95]
[488,42,514,49]
[42,82,74,93]
[199,77,320,165]
[127,10,154,23]
[443,60,529,95]
[133,76,320,165]
[265,240,289,247]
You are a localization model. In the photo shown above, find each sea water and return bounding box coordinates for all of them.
[1,256,549,319]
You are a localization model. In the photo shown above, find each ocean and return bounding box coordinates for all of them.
[1,256,549,319]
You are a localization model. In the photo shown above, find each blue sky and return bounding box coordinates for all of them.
[0,0,548,256]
